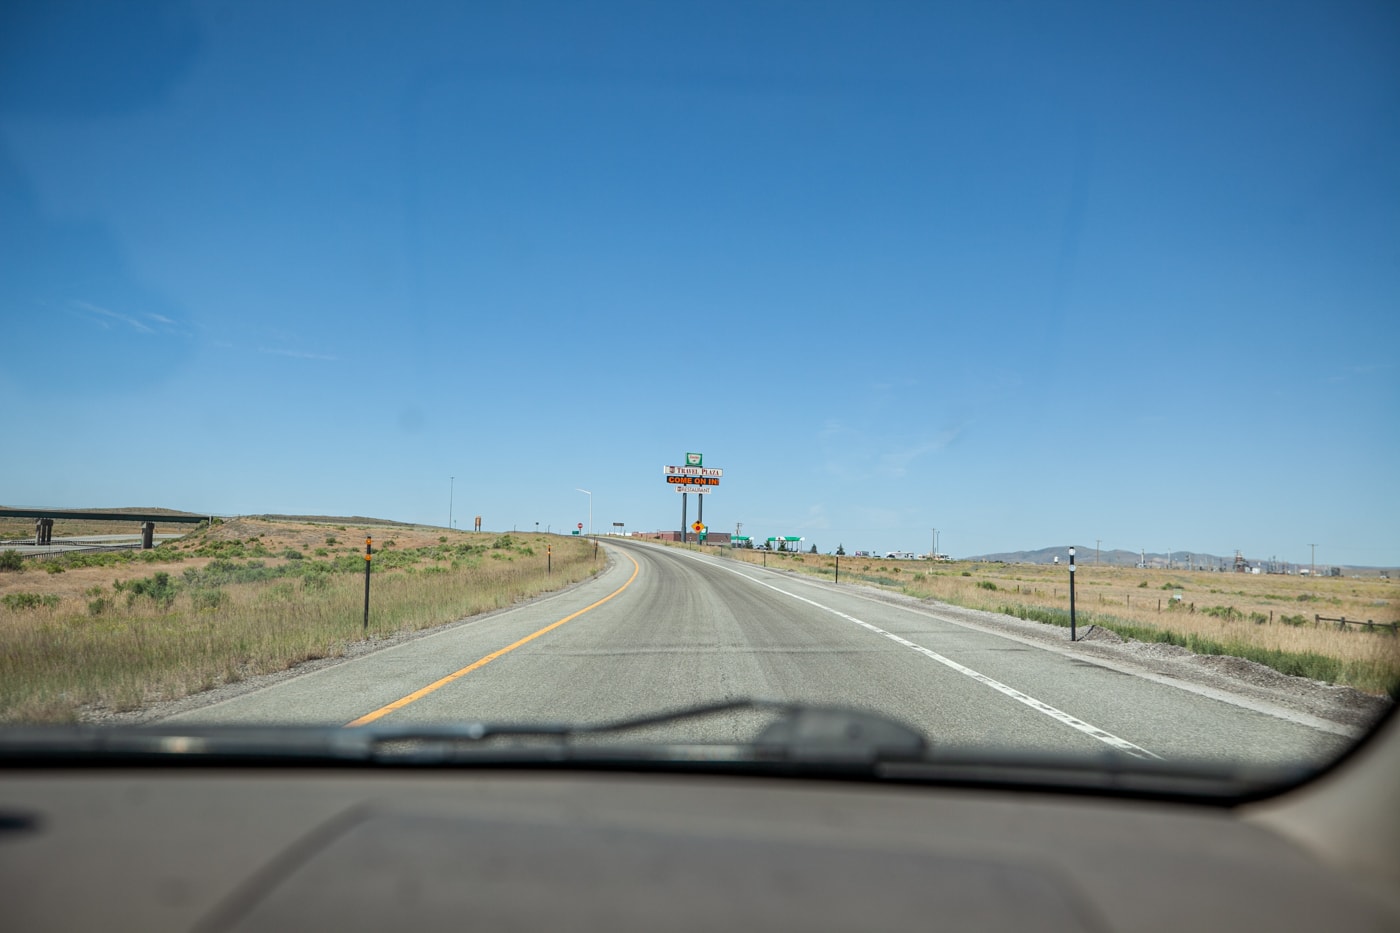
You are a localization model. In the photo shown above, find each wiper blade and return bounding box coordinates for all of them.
[0,700,929,765]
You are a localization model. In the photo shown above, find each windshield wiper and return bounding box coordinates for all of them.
[0,699,929,766]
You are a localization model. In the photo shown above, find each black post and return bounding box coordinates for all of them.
[835,553,839,584]
[681,492,688,543]
[363,536,372,632]
[593,540,598,561]
[1068,546,1077,642]
[547,544,551,575]
[698,493,703,537]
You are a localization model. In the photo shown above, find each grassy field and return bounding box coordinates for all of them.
[0,517,603,722]
[702,545,1400,697]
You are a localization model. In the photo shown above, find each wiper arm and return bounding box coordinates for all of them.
[360,698,929,763]
[0,700,930,765]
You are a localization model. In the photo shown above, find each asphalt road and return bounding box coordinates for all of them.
[167,540,1352,767]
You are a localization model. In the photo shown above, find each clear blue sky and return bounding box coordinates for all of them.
[2,1,1397,565]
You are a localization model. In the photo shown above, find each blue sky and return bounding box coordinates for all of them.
[2,0,1397,565]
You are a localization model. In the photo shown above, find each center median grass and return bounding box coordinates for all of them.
[0,522,603,722]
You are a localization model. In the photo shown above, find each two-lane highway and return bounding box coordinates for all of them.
[169,540,1353,766]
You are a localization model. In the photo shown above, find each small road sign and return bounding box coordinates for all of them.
[577,523,584,530]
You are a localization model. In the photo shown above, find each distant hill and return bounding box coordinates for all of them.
[966,546,1238,570]
[251,514,418,527]
[962,547,1395,574]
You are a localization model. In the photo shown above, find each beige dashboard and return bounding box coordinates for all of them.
[3,731,1399,933]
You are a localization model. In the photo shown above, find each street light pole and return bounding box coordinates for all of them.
[575,488,592,536]
[449,476,454,530]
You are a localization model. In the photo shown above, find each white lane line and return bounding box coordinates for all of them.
[713,561,1161,760]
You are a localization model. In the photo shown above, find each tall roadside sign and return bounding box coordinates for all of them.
[665,454,723,542]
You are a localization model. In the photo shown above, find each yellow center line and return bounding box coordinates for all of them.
[345,550,641,727]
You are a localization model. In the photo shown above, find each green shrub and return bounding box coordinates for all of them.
[1249,611,1269,624]
[0,550,23,571]
[87,597,113,616]
[2,592,59,610]
[122,571,178,608]
[1280,613,1308,626]
[191,588,229,611]
[282,548,304,560]
[961,571,972,577]
[978,580,998,591]
[325,535,338,546]
[1202,605,1242,621]
[44,562,65,574]
[184,559,283,587]
[1137,580,1148,588]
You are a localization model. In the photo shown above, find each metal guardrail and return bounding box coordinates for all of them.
[0,542,145,560]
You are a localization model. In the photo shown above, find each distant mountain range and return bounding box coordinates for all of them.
[964,546,1294,571]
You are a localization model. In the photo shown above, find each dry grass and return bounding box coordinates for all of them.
[0,518,603,722]
[708,546,1400,696]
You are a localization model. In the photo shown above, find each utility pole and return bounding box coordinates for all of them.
[1309,543,1317,577]
[1096,539,1101,565]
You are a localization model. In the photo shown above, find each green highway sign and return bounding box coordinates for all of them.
[686,452,703,466]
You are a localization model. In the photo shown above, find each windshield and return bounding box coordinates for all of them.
[1,1,1395,787]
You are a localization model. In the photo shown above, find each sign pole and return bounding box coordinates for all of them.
[363,536,372,632]
[698,493,703,537]
[681,492,688,543]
